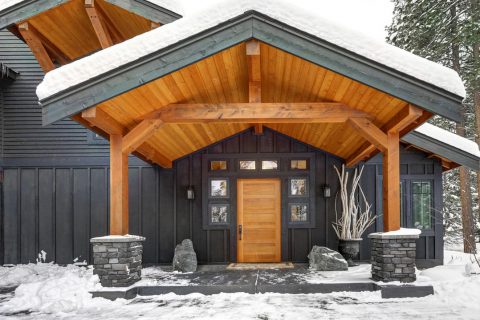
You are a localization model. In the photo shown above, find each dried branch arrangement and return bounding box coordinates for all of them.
[332,164,377,240]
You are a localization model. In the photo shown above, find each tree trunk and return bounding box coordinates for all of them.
[451,4,476,253]
[472,0,480,231]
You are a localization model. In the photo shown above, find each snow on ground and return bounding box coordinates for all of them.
[0,249,479,319]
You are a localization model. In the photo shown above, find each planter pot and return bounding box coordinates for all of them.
[338,239,362,267]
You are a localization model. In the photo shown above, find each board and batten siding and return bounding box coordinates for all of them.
[0,29,442,266]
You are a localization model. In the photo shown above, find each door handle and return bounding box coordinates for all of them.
[239,224,243,240]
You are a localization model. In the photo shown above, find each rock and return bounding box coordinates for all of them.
[307,246,348,271]
[172,239,197,272]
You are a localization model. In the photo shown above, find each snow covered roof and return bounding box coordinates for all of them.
[0,0,183,30]
[36,0,465,102]
[402,123,480,171]
[0,0,183,14]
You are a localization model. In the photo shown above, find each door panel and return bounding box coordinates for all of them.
[237,179,281,262]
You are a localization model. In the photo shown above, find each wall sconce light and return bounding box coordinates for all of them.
[187,186,195,200]
[323,185,331,198]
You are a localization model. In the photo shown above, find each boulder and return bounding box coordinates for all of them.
[307,246,348,271]
[172,239,197,272]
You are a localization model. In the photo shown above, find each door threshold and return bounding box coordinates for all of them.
[227,262,294,270]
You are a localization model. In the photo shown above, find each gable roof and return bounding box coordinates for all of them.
[403,123,480,171]
[37,0,465,125]
[0,0,183,30]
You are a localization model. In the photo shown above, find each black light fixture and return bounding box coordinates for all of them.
[323,185,331,198]
[187,186,195,200]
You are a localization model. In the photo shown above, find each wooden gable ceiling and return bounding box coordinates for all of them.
[88,41,426,165]
[12,0,156,62]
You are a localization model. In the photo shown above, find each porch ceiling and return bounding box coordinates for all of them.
[85,42,427,166]
[8,0,163,62]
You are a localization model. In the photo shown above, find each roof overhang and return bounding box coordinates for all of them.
[0,0,182,30]
[39,10,464,125]
[402,130,480,171]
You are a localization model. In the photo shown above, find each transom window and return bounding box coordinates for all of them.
[210,160,227,171]
[239,160,256,170]
[261,160,278,170]
[291,159,308,170]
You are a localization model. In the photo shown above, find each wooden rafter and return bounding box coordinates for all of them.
[17,22,55,72]
[347,118,388,152]
[81,107,125,135]
[94,1,124,44]
[79,108,172,167]
[152,103,371,123]
[247,39,262,133]
[122,119,164,154]
[247,39,261,103]
[346,105,424,166]
[85,0,113,48]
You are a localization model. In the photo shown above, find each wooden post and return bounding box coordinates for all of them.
[110,134,129,235]
[382,131,400,232]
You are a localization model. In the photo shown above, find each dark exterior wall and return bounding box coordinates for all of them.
[0,29,443,267]
[0,30,109,159]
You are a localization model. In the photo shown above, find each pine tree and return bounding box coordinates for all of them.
[387,0,479,252]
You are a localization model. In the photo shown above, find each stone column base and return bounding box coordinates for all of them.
[91,235,146,287]
[368,231,419,283]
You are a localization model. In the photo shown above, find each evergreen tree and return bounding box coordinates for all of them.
[387,0,479,252]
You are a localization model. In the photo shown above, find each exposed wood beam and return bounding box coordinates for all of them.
[85,0,113,48]
[136,143,172,168]
[94,1,124,44]
[383,104,423,134]
[347,118,388,152]
[383,131,400,232]
[154,103,371,123]
[110,134,129,235]
[246,39,261,103]
[346,105,424,167]
[72,113,172,168]
[81,107,125,135]
[122,119,165,154]
[12,24,70,65]
[254,124,264,135]
[151,22,161,29]
[345,143,376,167]
[17,22,55,72]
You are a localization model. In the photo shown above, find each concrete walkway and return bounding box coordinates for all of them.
[92,264,433,300]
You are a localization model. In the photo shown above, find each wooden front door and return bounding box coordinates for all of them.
[237,178,281,262]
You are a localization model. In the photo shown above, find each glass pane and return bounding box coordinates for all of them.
[240,160,256,170]
[211,205,228,224]
[210,160,227,171]
[291,160,307,170]
[262,160,278,170]
[210,179,228,197]
[290,204,308,222]
[290,178,307,196]
[400,181,404,225]
[412,181,432,230]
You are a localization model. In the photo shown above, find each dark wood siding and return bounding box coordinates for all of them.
[0,30,109,159]
[0,30,443,267]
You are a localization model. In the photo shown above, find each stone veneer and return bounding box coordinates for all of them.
[368,231,420,283]
[90,235,146,287]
